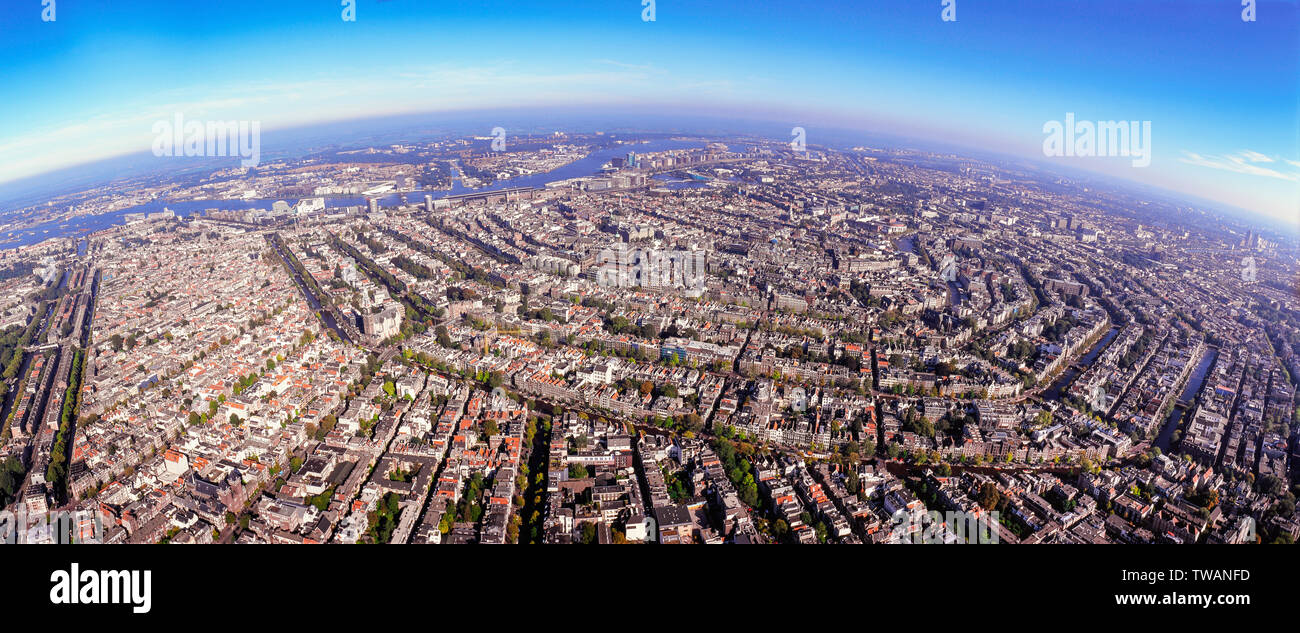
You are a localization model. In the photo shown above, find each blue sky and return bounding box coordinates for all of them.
[0,0,1296,223]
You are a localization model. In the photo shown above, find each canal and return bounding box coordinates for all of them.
[270,236,353,345]
[1154,348,1218,452]
[1041,326,1120,401]
[895,235,916,257]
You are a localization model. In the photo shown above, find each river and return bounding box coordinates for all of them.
[1,139,707,251]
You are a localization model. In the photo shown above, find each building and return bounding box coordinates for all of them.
[654,504,693,544]
[359,306,402,340]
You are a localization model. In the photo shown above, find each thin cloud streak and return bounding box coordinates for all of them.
[1178,150,1300,182]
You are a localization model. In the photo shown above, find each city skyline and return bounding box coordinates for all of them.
[3,129,1294,549]
[0,0,1296,224]
[6,3,1300,625]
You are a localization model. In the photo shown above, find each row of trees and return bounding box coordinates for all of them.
[330,233,406,294]
[46,348,86,500]
[379,225,503,289]
[1,300,49,381]
[392,254,435,281]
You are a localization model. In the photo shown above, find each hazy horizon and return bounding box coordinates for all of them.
[1,0,1296,223]
[1,105,1291,239]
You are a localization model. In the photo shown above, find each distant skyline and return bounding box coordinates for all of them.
[0,0,1295,224]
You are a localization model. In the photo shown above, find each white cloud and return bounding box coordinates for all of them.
[1237,149,1273,163]
[1178,150,1300,182]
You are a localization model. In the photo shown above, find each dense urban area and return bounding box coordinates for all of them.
[1,133,1297,545]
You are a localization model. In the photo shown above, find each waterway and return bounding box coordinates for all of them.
[0,351,32,431]
[1154,348,1218,452]
[1,139,707,251]
[270,237,353,345]
[1041,326,1121,401]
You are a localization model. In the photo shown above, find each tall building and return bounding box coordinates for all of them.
[368,198,379,214]
[425,195,433,213]
[358,305,402,340]
[296,197,325,214]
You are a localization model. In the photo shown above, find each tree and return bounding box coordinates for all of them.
[681,412,704,434]
[979,483,1001,511]
[1035,409,1052,427]
[774,519,790,540]
[0,456,26,508]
